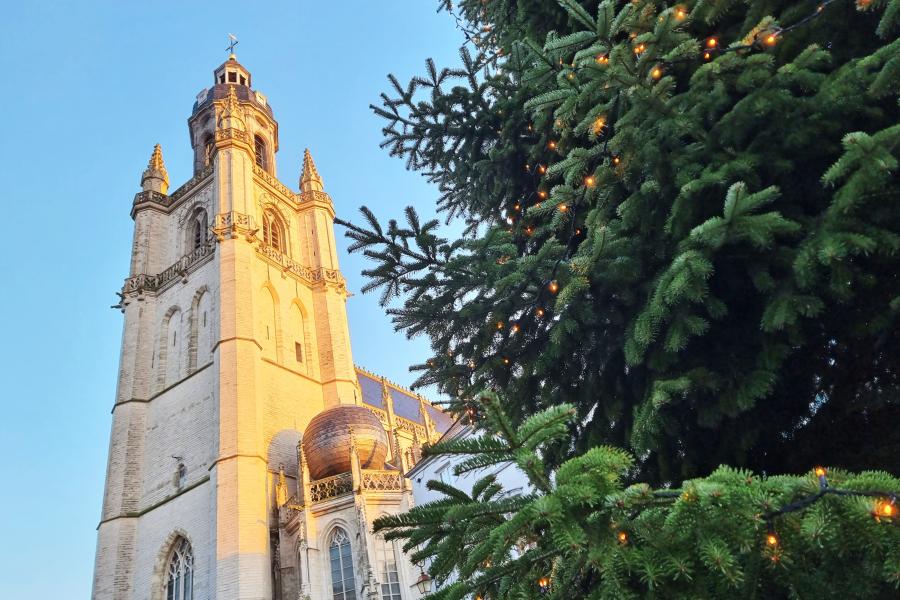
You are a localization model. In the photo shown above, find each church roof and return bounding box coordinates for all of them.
[355,366,454,434]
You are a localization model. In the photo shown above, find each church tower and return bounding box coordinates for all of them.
[93,54,448,600]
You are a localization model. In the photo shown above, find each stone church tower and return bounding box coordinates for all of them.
[93,55,450,600]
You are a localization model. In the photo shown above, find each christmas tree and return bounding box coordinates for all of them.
[341,0,900,483]
[375,393,900,599]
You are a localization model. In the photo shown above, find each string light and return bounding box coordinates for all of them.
[675,7,687,19]
[874,500,895,518]
[549,281,559,293]
[651,67,662,79]
[585,175,596,187]
[633,43,646,54]
[548,140,557,150]
[617,531,628,544]
[502,357,510,365]
[537,576,550,591]
[815,466,828,489]
[595,54,609,65]
[526,226,534,235]
[511,323,520,333]
[538,190,548,199]
[592,116,606,135]
[496,321,504,330]
[536,308,545,317]
[558,204,568,212]
[765,32,778,46]
[612,156,621,165]
[703,51,712,60]
[537,164,546,174]
[706,37,718,48]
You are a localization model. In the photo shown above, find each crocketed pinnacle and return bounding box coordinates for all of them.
[141,143,169,193]
[300,148,324,193]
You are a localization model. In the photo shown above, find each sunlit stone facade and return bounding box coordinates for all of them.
[93,55,451,600]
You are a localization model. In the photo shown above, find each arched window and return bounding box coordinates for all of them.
[262,210,285,253]
[254,135,267,170]
[188,209,208,253]
[328,528,357,600]
[166,538,193,600]
[203,135,214,167]
[375,536,402,600]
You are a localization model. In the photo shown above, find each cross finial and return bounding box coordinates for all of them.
[226,33,239,56]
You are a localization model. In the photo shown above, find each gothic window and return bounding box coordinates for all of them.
[165,538,193,600]
[254,135,267,170]
[329,528,357,600]
[262,210,285,253]
[192,219,204,251]
[375,536,402,600]
[203,135,214,167]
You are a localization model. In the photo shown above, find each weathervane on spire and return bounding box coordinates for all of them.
[226,33,239,55]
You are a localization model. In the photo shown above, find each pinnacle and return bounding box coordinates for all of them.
[148,143,166,172]
[141,143,169,193]
[300,148,324,193]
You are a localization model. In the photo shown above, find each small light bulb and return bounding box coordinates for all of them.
[595,54,608,64]
[617,531,628,544]
[538,190,548,199]
[703,51,711,60]
[612,156,621,165]
[585,176,596,187]
[558,204,567,212]
[814,467,826,477]
[526,226,534,235]
[514,203,520,210]
[707,38,717,48]
[549,281,559,293]
[502,357,510,365]
[676,8,686,19]
[537,164,546,174]
[511,324,520,333]
[536,308,545,317]
[592,116,606,135]
[765,33,777,46]
[651,67,662,79]
[548,140,557,150]
[766,533,778,546]
[496,321,504,330]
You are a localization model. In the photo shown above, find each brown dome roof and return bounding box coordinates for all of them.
[302,405,389,480]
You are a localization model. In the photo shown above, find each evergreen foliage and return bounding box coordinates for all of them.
[341,0,900,482]
[374,393,900,599]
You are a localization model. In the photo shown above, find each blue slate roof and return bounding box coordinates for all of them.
[355,367,452,434]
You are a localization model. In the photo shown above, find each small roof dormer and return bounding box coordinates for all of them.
[214,54,251,87]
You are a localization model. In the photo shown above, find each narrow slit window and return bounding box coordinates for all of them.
[295,342,303,363]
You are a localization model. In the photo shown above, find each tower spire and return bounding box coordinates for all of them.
[141,144,169,194]
[300,148,324,193]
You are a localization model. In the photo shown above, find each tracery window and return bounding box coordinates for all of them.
[262,210,285,253]
[329,528,357,600]
[254,135,267,170]
[375,536,402,600]
[165,538,193,600]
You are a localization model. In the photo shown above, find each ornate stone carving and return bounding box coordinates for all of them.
[255,243,347,292]
[308,472,352,503]
[213,211,256,241]
[361,470,403,492]
[122,242,215,295]
[253,163,294,200]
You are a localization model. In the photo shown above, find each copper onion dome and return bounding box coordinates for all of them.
[302,405,389,480]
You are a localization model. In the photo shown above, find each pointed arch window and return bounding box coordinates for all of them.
[262,210,286,253]
[329,528,357,600]
[375,535,402,600]
[254,135,268,170]
[189,210,208,252]
[166,538,193,600]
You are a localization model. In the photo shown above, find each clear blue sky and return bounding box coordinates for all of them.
[0,2,462,596]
